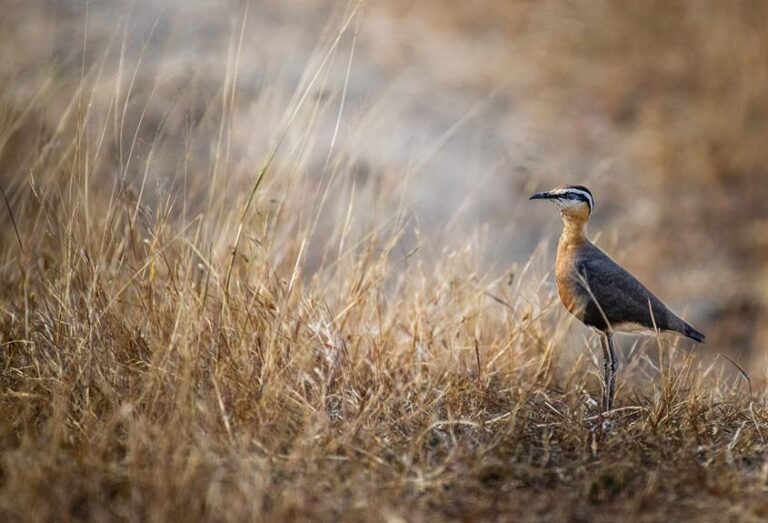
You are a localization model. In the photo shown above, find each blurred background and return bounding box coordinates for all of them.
[1,0,767,371]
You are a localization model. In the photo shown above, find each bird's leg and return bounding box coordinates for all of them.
[599,333,612,412]
[602,332,619,412]
[605,333,619,410]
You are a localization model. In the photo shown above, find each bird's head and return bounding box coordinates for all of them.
[529,185,594,222]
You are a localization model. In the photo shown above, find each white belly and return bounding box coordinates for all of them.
[612,322,658,335]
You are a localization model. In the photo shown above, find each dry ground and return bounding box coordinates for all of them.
[1,1,768,521]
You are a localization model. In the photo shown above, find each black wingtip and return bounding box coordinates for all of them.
[685,326,706,343]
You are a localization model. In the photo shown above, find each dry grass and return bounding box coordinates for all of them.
[1,1,768,521]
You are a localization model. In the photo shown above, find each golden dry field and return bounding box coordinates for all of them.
[1,1,768,521]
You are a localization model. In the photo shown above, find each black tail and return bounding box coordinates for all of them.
[683,324,706,343]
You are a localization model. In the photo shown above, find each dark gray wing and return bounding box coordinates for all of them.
[574,243,680,333]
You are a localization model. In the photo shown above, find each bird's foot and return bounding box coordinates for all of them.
[581,391,599,412]
[600,416,616,433]
[584,406,617,435]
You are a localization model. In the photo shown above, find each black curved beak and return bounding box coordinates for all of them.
[529,191,552,200]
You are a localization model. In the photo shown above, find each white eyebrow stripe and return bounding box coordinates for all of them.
[570,189,593,211]
[554,188,594,212]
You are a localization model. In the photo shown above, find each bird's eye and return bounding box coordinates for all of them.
[567,193,577,200]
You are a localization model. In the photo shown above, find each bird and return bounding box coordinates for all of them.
[529,184,705,412]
